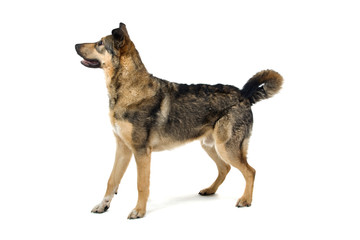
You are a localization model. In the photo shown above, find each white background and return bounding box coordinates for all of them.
[1,0,359,239]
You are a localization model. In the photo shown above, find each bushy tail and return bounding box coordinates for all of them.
[240,69,283,104]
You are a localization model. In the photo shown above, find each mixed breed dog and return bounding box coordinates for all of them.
[75,23,283,219]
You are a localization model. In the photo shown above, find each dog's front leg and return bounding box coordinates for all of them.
[128,149,151,219]
[91,136,132,213]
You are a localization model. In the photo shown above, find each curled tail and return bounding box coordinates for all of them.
[240,69,283,104]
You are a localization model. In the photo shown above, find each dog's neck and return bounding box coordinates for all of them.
[104,49,157,110]
[104,47,147,84]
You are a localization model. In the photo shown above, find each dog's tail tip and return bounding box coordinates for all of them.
[241,69,283,104]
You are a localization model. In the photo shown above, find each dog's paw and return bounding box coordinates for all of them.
[127,209,146,219]
[91,200,110,213]
[198,188,216,196]
[236,197,252,208]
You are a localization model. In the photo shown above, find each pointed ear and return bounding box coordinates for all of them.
[111,27,125,49]
[119,22,128,35]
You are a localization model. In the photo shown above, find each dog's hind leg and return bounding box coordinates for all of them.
[128,149,151,219]
[91,135,132,213]
[213,114,256,207]
[215,137,256,207]
[199,136,231,195]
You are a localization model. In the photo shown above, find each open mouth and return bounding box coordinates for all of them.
[81,58,101,68]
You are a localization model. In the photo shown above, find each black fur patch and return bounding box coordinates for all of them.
[111,28,124,49]
[104,40,116,55]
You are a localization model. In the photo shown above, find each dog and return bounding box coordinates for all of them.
[75,23,283,219]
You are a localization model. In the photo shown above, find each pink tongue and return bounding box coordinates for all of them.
[81,59,96,65]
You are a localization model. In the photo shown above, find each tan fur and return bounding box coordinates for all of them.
[112,120,134,150]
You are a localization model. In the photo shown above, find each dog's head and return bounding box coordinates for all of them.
[75,23,132,69]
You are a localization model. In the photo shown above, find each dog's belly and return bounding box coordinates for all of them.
[150,138,186,151]
[112,119,213,152]
[148,134,189,151]
[148,129,213,152]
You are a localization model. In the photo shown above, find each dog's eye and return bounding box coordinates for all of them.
[98,40,103,46]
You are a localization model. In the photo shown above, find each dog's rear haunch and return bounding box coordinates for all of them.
[75,23,283,219]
